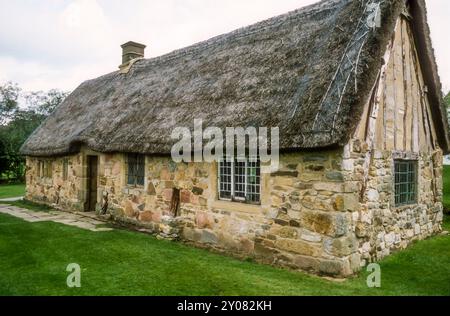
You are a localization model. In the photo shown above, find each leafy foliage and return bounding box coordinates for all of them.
[0,82,20,125]
[445,91,450,109]
[0,82,69,181]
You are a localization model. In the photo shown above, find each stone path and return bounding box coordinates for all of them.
[0,197,24,202]
[0,204,113,232]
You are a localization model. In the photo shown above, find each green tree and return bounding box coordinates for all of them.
[0,110,45,180]
[24,89,69,116]
[444,92,450,130]
[0,83,69,181]
[0,82,20,125]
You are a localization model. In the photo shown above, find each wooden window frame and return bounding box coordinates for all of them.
[394,159,418,207]
[126,153,145,188]
[38,160,52,179]
[218,156,261,205]
[38,161,44,178]
[62,159,69,181]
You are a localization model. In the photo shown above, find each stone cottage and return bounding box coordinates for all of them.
[20,0,449,277]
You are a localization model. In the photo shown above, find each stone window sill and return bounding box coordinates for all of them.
[393,203,419,211]
[212,200,263,214]
[122,186,145,195]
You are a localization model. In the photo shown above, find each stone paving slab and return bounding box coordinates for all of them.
[0,197,24,202]
[0,204,113,232]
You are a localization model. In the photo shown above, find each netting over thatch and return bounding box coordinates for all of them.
[20,0,449,157]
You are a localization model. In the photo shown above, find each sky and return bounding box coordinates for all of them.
[0,0,449,94]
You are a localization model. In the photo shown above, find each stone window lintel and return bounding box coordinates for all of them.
[392,151,419,160]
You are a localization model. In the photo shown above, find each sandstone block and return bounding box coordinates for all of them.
[303,154,328,162]
[367,189,379,202]
[355,222,369,238]
[275,238,322,257]
[218,232,240,251]
[273,177,295,187]
[313,182,344,193]
[300,210,348,237]
[299,173,323,182]
[349,253,362,273]
[343,194,360,211]
[182,227,201,242]
[123,200,136,218]
[294,182,313,190]
[254,241,279,259]
[271,169,299,177]
[324,235,358,257]
[181,190,191,203]
[270,225,298,239]
[195,211,214,229]
[333,195,345,211]
[293,255,320,271]
[139,211,153,222]
[239,238,254,253]
[318,259,350,277]
[192,186,204,195]
[299,230,322,243]
[200,229,218,244]
[326,171,344,181]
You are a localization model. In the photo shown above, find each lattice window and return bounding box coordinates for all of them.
[218,156,261,204]
[127,154,145,187]
[46,161,52,178]
[219,159,232,200]
[62,159,69,181]
[247,157,261,203]
[394,160,418,206]
[234,159,246,200]
[38,161,44,178]
[39,160,52,179]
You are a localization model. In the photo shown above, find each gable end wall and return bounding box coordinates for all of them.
[23,16,444,278]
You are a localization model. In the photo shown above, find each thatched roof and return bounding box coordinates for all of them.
[21,0,450,156]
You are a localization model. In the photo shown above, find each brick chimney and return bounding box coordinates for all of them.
[119,41,146,70]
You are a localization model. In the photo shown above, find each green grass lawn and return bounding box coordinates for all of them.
[0,211,449,296]
[1,170,450,296]
[0,184,25,199]
[5,199,54,212]
[443,166,450,212]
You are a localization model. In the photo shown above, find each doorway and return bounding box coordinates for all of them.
[86,156,98,212]
[170,188,180,217]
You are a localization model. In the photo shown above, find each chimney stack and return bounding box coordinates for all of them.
[119,41,146,70]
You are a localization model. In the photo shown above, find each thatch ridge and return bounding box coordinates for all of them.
[409,0,450,152]
[20,0,450,157]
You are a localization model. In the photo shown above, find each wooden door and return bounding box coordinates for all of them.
[169,188,180,217]
[86,156,98,212]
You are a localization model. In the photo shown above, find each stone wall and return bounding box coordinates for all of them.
[95,150,360,276]
[24,143,444,277]
[253,151,361,276]
[25,153,85,211]
[25,149,360,277]
[344,139,444,265]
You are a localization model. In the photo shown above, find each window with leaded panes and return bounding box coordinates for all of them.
[38,161,44,178]
[62,159,69,181]
[127,154,145,187]
[218,156,260,204]
[38,160,52,179]
[394,160,418,206]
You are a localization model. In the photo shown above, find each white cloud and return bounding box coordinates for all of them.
[427,0,450,93]
[0,0,449,95]
[58,0,115,59]
[0,56,112,92]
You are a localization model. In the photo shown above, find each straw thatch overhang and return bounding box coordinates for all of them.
[20,0,450,157]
